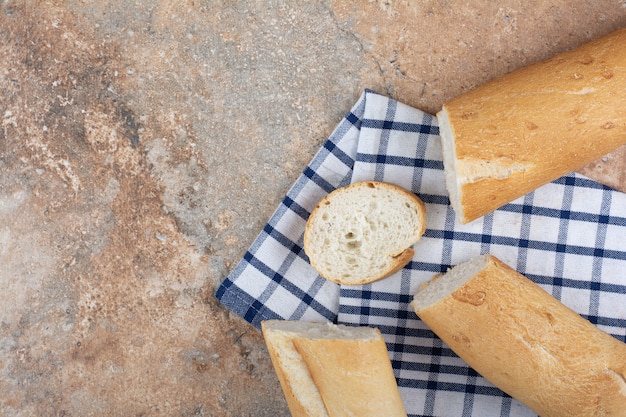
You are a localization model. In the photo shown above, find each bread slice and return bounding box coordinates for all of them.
[411,254,626,417]
[261,320,407,417]
[437,28,626,224]
[303,181,426,285]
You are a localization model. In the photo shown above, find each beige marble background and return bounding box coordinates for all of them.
[1,1,625,416]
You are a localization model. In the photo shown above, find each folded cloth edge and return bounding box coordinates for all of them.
[215,90,391,329]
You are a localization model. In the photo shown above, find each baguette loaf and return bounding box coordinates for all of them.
[261,320,407,417]
[437,28,626,223]
[304,181,426,285]
[411,254,626,417]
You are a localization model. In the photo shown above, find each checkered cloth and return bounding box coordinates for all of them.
[215,90,626,417]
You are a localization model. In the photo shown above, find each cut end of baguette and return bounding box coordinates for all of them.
[411,254,490,312]
[263,319,382,341]
[261,321,337,417]
[304,181,426,285]
[437,106,466,223]
[438,105,533,224]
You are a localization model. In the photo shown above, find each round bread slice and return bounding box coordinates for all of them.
[303,181,426,285]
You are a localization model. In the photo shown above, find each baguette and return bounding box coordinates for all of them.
[304,181,426,285]
[437,28,626,223]
[261,320,407,417]
[411,254,626,417]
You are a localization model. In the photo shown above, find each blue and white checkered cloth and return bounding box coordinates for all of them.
[215,90,626,417]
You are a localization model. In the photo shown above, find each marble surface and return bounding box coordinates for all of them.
[1,1,625,416]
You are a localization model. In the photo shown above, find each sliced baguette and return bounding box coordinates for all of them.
[303,181,426,285]
[261,320,407,417]
[437,28,626,224]
[411,254,626,417]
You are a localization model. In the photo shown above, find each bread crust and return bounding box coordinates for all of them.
[303,181,426,285]
[293,333,407,417]
[411,255,626,417]
[438,28,626,223]
[261,320,407,417]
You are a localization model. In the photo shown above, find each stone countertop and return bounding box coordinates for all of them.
[1,2,625,416]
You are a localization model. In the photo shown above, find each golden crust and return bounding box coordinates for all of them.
[292,333,407,417]
[439,28,626,223]
[261,321,407,417]
[412,255,626,417]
